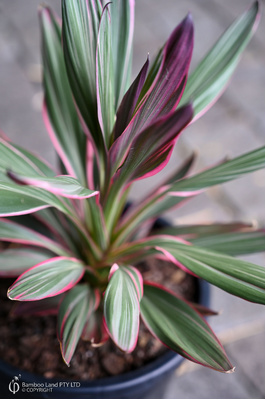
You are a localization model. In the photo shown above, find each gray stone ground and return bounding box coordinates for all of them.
[0,0,264,398]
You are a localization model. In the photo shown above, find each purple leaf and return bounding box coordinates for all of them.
[113,57,149,141]
[114,104,193,184]
[109,14,194,173]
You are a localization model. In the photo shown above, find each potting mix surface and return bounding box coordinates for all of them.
[0,258,197,380]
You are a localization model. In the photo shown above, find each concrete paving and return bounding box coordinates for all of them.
[0,0,264,399]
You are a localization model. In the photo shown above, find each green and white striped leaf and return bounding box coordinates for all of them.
[8,171,99,200]
[190,230,265,255]
[179,1,260,120]
[0,218,70,256]
[154,222,254,238]
[62,0,105,150]
[115,147,264,245]
[36,208,78,254]
[108,0,135,108]
[175,247,264,304]
[140,283,234,372]
[104,264,143,352]
[0,181,73,217]
[58,284,100,365]
[13,144,55,177]
[96,3,115,145]
[0,138,53,178]
[40,6,87,183]
[154,223,265,256]
[169,147,265,195]
[7,257,85,301]
[109,237,265,304]
[0,248,51,277]
[159,240,265,304]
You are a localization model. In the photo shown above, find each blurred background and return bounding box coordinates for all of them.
[0,0,264,398]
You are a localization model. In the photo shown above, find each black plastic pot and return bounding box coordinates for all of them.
[0,279,210,399]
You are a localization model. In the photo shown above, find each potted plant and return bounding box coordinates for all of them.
[0,0,264,398]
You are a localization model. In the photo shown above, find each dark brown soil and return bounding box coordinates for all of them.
[0,258,197,380]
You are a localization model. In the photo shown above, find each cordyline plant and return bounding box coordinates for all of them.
[0,0,264,373]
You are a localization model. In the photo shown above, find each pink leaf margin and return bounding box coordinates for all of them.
[43,102,77,178]
[8,171,99,200]
[104,264,143,353]
[7,257,85,301]
[141,281,235,373]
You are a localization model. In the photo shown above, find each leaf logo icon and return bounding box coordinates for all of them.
[8,375,20,394]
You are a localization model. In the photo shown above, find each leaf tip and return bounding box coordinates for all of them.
[251,219,258,229]
[59,341,71,367]
[7,170,26,186]
[7,285,18,301]
[226,366,236,374]
[38,3,50,19]
[108,263,119,280]
[186,12,193,23]
[90,338,105,348]
[7,288,13,300]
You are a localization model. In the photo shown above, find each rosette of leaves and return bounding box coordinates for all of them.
[1,0,264,372]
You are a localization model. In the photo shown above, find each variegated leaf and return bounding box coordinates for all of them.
[169,147,265,196]
[96,3,115,145]
[8,257,85,301]
[0,248,51,277]
[40,6,87,183]
[62,0,105,151]
[0,217,70,256]
[108,237,265,304]
[154,222,254,238]
[108,0,135,109]
[0,137,54,178]
[58,284,100,365]
[153,223,265,256]
[104,264,143,352]
[8,171,99,200]
[189,230,265,255]
[114,147,265,244]
[179,1,260,121]
[0,181,73,217]
[13,144,55,177]
[140,283,234,372]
